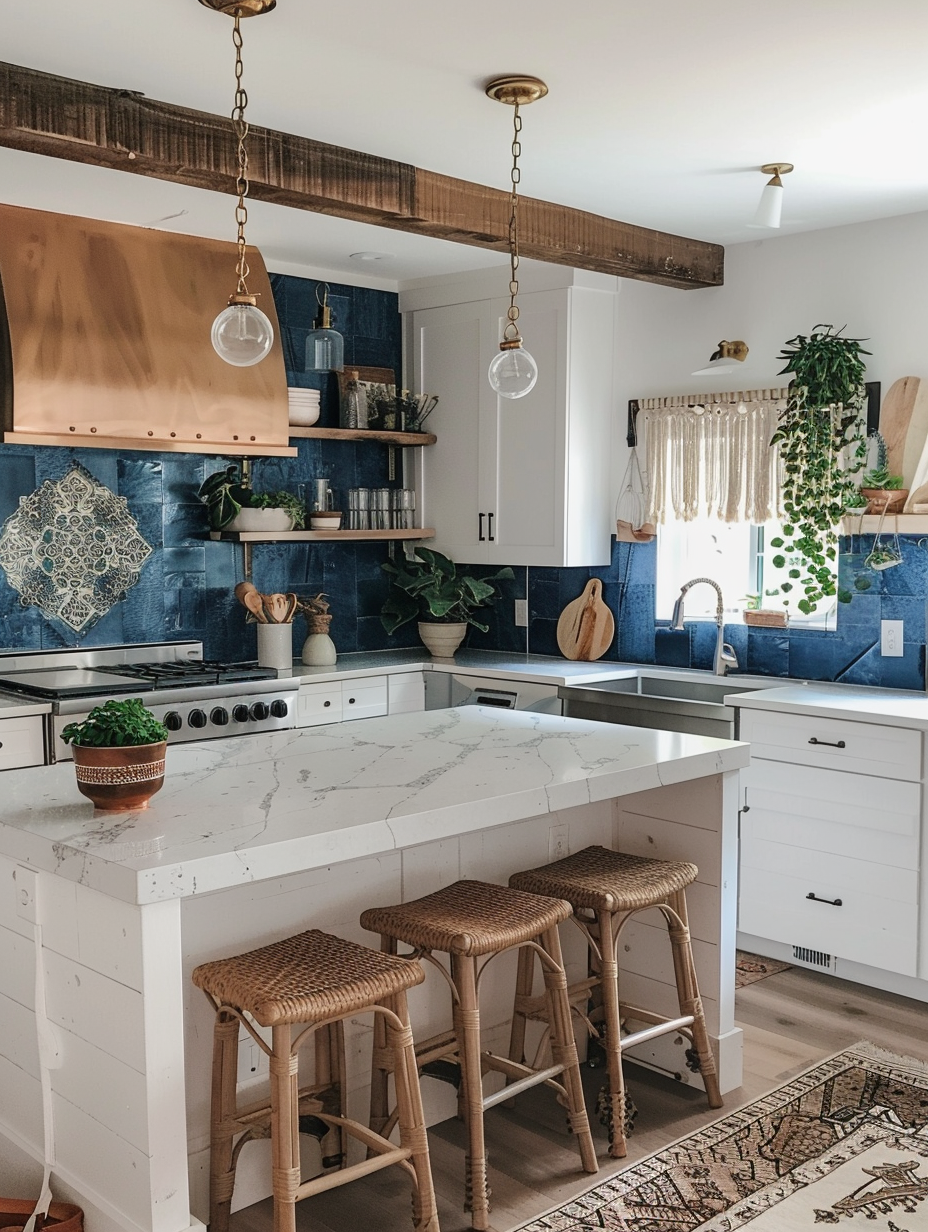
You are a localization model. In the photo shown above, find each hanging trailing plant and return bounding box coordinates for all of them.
[769,325,869,613]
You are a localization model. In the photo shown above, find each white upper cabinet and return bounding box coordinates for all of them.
[402,265,618,567]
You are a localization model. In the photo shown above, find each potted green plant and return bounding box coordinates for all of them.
[60,698,169,812]
[769,325,869,612]
[381,547,514,658]
[860,465,907,514]
[198,465,305,532]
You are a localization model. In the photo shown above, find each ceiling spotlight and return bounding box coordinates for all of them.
[692,340,749,376]
[349,251,394,262]
[749,163,794,230]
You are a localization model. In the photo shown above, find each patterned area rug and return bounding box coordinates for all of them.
[519,1043,928,1231]
[736,950,793,989]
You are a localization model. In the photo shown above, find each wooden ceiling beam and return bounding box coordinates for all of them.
[0,62,723,289]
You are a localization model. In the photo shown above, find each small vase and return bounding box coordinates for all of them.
[257,622,294,670]
[418,621,467,660]
[301,632,337,665]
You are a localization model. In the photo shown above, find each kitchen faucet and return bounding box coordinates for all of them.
[670,577,739,676]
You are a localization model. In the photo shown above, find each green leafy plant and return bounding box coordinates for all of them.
[381,547,514,634]
[60,698,169,748]
[843,489,869,510]
[769,325,869,613]
[197,465,305,530]
[861,466,903,490]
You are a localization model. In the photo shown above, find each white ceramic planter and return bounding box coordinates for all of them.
[418,621,467,660]
[228,508,296,533]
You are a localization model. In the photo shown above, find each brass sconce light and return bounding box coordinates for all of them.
[692,340,749,376]
[201,0,277,366]
[484,75,548,400]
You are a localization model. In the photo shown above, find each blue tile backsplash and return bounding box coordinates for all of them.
[0,264,926,689]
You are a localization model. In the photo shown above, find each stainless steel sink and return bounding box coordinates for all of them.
[558,675,764,739]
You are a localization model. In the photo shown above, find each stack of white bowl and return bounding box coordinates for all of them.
[287,387,321,427]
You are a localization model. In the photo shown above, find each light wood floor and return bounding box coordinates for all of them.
[229,967,928,1232]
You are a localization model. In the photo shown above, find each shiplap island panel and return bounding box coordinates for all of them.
[0,708,748,1232]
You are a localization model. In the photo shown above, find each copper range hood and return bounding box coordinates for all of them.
[0,203,296,457]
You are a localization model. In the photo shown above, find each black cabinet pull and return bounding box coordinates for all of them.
[808,737,846,749]
[488,511,495,541]
[323,700,331,708]
[348,697,356,704]
[806,892,843,907]
[478,512,486,541]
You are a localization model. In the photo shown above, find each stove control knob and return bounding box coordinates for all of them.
[270,699,289,719]
[164,711,183,732]
[210,707,229,726]
[250,702,270,721]
[188,708,207,729]
[232,704,250,724]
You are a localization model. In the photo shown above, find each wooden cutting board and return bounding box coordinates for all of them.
[556,579,615,661]
[879,376,920,480]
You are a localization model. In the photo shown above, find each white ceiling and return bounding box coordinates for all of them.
[2,0,928,287]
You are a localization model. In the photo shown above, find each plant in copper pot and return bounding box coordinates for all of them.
[60,698,169,812]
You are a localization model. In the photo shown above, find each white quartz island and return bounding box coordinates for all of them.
[0,707,748,1232]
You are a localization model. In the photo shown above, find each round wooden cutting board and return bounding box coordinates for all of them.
[556,578,615,661]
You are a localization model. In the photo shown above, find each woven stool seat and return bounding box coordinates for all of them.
[360,879,572,956]
[510,845,697,912]
[192,928,424,1027]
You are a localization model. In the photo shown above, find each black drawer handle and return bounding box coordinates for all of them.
[478,512,486,542]
[488,511,495,541]
[323,700,331,708]
[807,892,843,907]
[808,737,846,749]
[348,697,356,704]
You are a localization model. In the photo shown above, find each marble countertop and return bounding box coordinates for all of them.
[729,681,928,729]
[0,694,51,719]
[290,648,647,686]
[0,707,748,906]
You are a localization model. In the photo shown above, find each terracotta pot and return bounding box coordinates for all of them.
[418,621,467,659]
[71,741,167,812]
[861,487,908,515]
[0,1199,83,1232]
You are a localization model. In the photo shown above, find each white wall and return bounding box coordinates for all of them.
[612,207,928,495]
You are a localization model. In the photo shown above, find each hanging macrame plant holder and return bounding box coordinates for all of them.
[615,448,656,543]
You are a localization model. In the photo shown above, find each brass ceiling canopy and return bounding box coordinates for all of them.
[484,75,548,107]
[198,0,276,15]
[760,162,794,181]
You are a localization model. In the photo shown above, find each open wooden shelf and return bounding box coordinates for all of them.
[840,513,928,533]
[210,528,435,542]
[287,427,436,446]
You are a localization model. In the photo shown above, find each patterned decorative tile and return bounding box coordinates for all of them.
[0,464,152,635]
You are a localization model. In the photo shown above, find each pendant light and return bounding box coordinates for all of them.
[202,0,276,367]
[485,75,547,400]
[305,283,345,372]
[749,163,794,230]
[692,340,749,376]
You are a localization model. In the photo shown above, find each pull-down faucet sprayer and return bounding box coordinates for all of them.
[671,577,739,676]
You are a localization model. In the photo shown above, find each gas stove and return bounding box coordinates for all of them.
[0,641,299,762]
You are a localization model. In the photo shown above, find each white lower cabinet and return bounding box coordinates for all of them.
[296,677,388,727]
[387,671,425,714]
[0,715,45,770]
[738,709,923,979]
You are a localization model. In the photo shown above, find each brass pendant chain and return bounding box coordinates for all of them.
[504,101,522,343]
[232,13,251,297]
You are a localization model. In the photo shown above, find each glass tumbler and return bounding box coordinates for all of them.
[393,488,417,530]
[356,487,370,530]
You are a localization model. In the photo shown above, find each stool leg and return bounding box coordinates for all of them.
[388,989,440,1232]
[208,1010,241,1232]
[539,926,597,1175]
[667,890,723,1110]
[596,908,629,1159]
[314,1019,347,1170]
[370,933,398,1138]
[507,942,535,1066]
[270,1023,300,1232]
[452,952,490,1231]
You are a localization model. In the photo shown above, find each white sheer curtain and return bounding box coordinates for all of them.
[637,388,788,524]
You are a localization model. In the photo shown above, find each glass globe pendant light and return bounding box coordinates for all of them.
[201,0,276,367]
[305,283,345,372]
[485,75,547,400]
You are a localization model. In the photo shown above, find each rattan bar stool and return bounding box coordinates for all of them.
[360,880,597,1232]
[192,929,439,1232]
[509,845,723,1159]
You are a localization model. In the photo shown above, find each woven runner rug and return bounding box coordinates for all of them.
[736,950,793,989]
[519,1043,928,1232]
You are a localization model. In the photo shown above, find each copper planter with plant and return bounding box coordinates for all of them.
[61,698,169,812]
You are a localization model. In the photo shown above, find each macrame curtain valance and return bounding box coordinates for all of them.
[638,387,789,524]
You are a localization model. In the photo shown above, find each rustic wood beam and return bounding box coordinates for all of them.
[0,62,723,289]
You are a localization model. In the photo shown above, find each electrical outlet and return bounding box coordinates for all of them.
[515,599,528,627]
[548,823,569,863]
[14,866,38,924]
[881,619,904,657]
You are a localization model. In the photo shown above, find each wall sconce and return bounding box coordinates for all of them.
[749,163,793,230]
[692,340,749,376]
[484,75,547,400]
[202,0,277,367]
[305,283,345,372]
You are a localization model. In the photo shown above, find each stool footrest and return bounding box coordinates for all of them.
[481,1062,564,1111]
[620,1015,694,1052]
[296,1145,412,1201]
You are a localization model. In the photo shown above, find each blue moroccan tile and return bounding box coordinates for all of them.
[529,617,560,658]
[0,454,36,523]
[877,644,924,690]
[117,457,163,503]
[655,627,691,668]
[879,594,926,643]
[746,629,790,676]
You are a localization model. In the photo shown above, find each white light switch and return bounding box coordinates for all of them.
[881,619,904,657]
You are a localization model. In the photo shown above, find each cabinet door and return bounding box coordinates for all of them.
[411,300,489,563]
